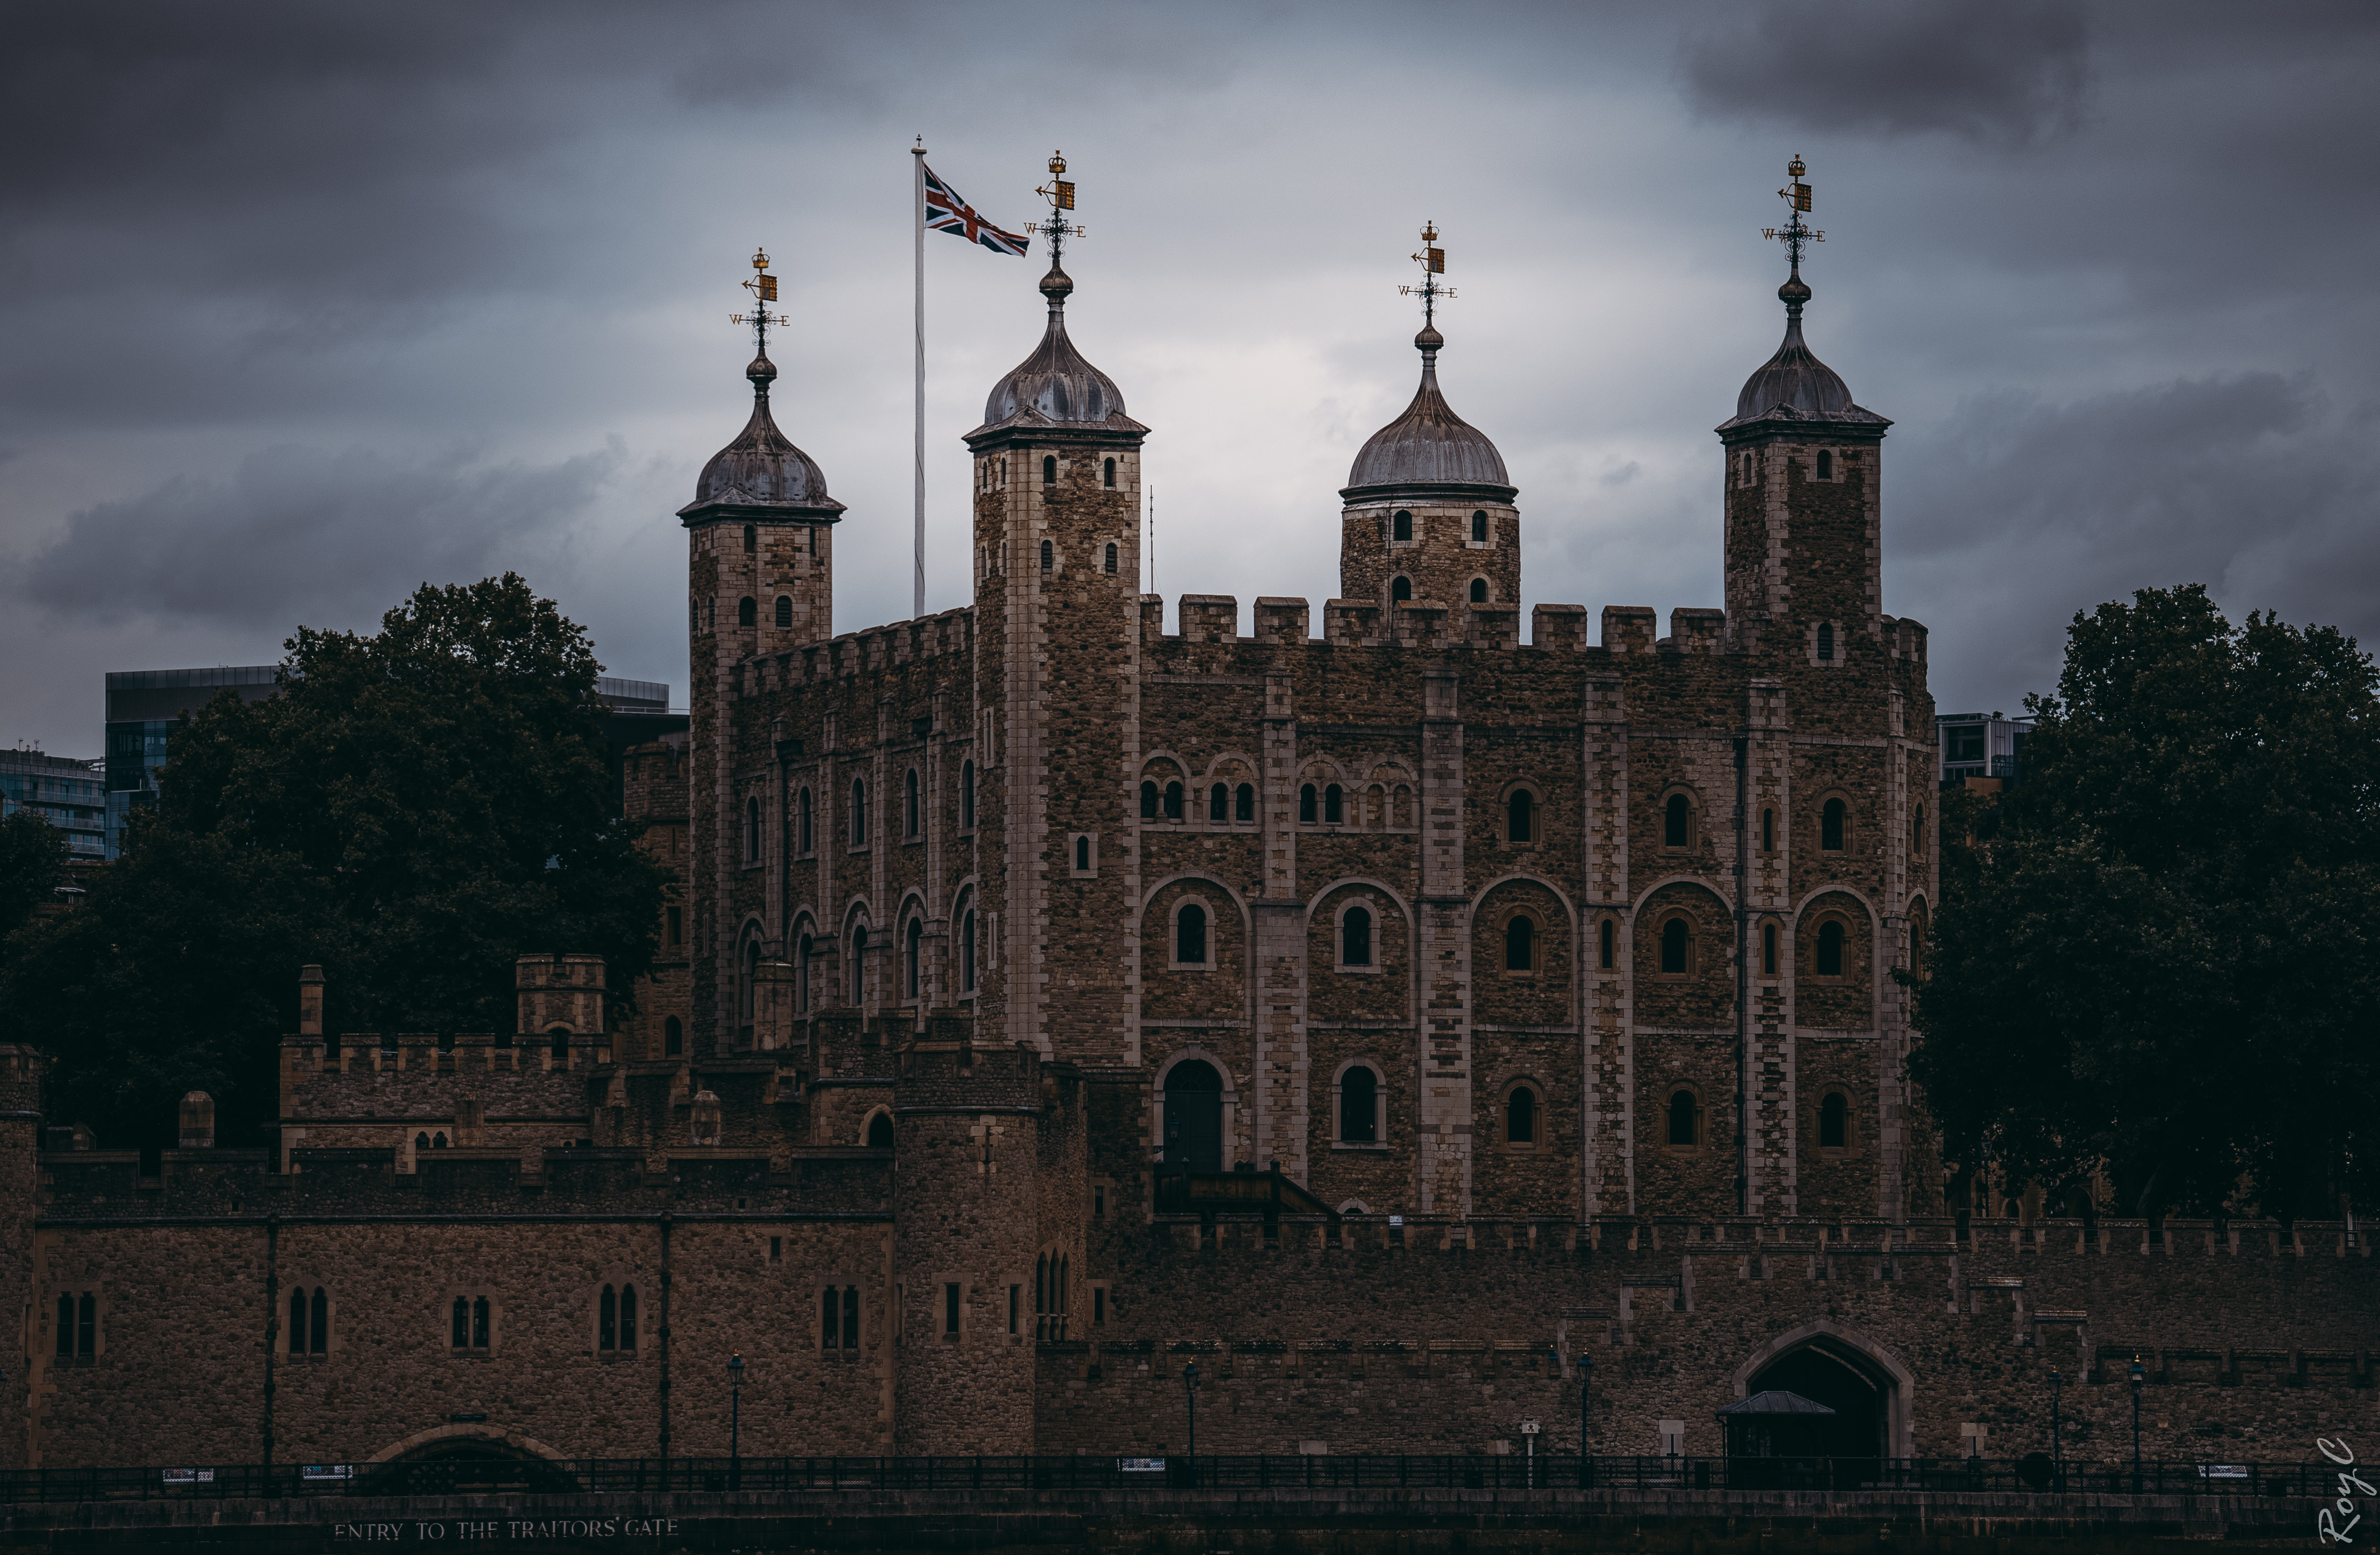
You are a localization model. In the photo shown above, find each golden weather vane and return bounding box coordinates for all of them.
[729,246,790,357]
[1760,155,1825,264]
[1397,221,1456,328]
[1027,150,1087,268]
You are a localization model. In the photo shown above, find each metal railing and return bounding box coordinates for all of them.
[0,1455,2334,1504]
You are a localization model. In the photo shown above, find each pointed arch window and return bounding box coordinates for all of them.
[867,1112,894,1149]
[599,1284,617,1350]
[1342,905,1373,967]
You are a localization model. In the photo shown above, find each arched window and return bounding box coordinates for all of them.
[620,1284,637,1348]
[1507,1086,1537,1145]
[1209,783,1227,821]
[1176,902,1209,965]
[1910,912,1927,975]
[1821,798,1846,851]
[1163,781,1183,819]
[1472,510,1488,542]
[1816,621,1835,662]
[433,1132,448,1149]
[289,1287,308,1355]
[1324,783,1344,824]
[904,769,920,838]
[551,1024,571,1059]
[867,1112,894,1148]
[1470,577,1488,603]
[1660,917,1690,975]
[1340,1065,1378,1143]
[308,1286,327,1353]
[1504,915,1535,972]
[1914,801,1926,856]
[1598,918,1615,970]
[775,595,791,629]
[960,909,977,991]
[473,1296,489,1349]
[1391,575,1413,603]
[1392,510,1412,542]
[1140,779,1160,819]
[1104,542,1117,574]
[1074,834,1090,871]
[1819,1091,1849,1149]
[1042,455,1057,485]
[1103,457,1116,489]
[1815,919,1846,978]
[744,796,761,863]
[417,1131,431,1151]
[1342,905,1373,967]
[960,762,975,830]
[665,1016,683,1056]
[1667,1089,1697,1148]
[450,1296,468,1348]
[850,778,867,845]
[849,924,867,1005]
[798,788,813,854]
[1664,793,1691,848]
[600,1284,617,1350]
[905,916,923,999]
[1299,783,1317,823]
[738,596,756,628]
[1762,923,1779,976]
[1816,449,1834,479]
[1507,789,1534,843]
[1234,783,1255,822]
[1040,539,1054,571]
[743,524,757,552]
[1761,807,1774,851]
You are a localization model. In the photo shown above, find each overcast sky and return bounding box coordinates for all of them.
[4,0,2376,753]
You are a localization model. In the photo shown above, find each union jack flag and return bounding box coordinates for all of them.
[923,165,1029,258]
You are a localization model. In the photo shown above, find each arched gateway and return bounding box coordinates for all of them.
[1731,1320,1915,1459]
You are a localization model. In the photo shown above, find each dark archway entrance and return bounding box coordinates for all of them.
[359,1435,580,1496]
[1164,1060,1223,1171]
[1744,1345,1887,1458]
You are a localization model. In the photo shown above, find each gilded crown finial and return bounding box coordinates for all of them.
[730,245,790,373]
[1398,221,1456,338]
[1031,152,1084,274]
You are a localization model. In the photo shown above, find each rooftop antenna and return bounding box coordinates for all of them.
[729,246,789,358]
[1760,155,1826,293]
[1397,221,1455,328]
[1029,150,1086,268]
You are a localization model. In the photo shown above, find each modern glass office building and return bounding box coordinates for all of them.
[0,749,108,860]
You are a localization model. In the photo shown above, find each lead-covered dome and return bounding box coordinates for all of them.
[1342,325,1513,497]
[969,265,1146,438]
[678,352,845,520]
[1718,271,1889,433]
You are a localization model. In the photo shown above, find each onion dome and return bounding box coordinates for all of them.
[1718,269,1889,434]
[678,351,845,521]
[968,264,1147,439]
[1342,324,1514,499]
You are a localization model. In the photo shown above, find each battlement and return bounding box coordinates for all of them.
[35,1141,893,1218]
[893,1040,1043,1112]
[740,607,974,698]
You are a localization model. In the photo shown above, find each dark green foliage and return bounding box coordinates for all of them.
[2,575,667,1153]
[0,807,70,947]
[1912,585,2380,1219]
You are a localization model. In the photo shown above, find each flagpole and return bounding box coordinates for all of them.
[912,139,927,622]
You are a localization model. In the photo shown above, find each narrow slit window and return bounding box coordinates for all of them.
[798,788,813,853]
[1102,457,1116,488]
[1104,542,1117,574]
[850,778,867,845]
[620,1285,637,1349]
[1507,790,1534,843]
[1822,798,1847,852]
[1816,622,1835,661]
[1761,807,1774,851]
[601,1285,617,1350]
[822,1286,841,1349]
[1598,919,1614,970]
[665,1015,683,1055]
[1040,539,1054,571]
[1762,923,1779,976]
[309,1287,327,1354]
[289,1288,308,1356]
[849,924,867,1005]
[904,769,919,838]
[960,910,977,990]
[960,762,974,830]
[1664,794,1691,847]
[1042,455,1056,486]
[905,917,923,998]
[743,524,757,552]
[1074,835,1091,871]
[744,796,760,863]
[472,1296,489,1349]
[944,1283,962,1334]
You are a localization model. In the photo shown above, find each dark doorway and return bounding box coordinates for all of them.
[1743,1346,1887,1458]
[1164,1061,1224,1171]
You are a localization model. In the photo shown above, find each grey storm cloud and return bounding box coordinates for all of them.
[19,442,624,628]
[1676,0,2092,145]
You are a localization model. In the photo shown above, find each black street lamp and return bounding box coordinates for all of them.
[2128,1355,2145,1493]
[729,1351,745,1490]
[2049,1369,2063,1491]
[1183,1362,1200,1486]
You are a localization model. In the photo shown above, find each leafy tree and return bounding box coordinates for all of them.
[1911,585,2380,1221]
[2,574,668,1153]
[0,806,70,950]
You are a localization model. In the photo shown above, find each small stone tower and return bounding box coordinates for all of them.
[962,158,1148,1062]
[681,250,845,1056]
[1717,160,1891,660]
[1339,230,1518,613]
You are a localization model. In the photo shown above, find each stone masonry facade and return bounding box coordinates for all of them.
[4,241,2373,1474]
